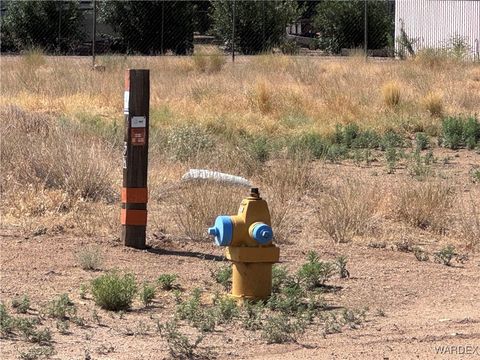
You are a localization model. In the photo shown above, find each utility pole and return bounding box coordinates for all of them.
[122,70,150,249]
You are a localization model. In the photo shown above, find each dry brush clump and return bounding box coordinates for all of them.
[382,81,401,108]
[172,182,245,241]
[316,180,381,243]
[393,181,453,233]
[457,193,480,250]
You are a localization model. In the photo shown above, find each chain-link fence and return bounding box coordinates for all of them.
[1,0,479,60]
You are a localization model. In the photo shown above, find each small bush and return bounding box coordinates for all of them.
[0,303,15,336]
[157,274,178,291]
[297,251,335,290]
[91,272,137,311]
[394,181,453,232]
[158,320,205,360]
[166,124,214,162]
[75,245,103,271]
[211,264,232,291]
[415,132,430,151]
[287,131,327,159]
[335,256,350,278]
[271,265,289,293]
[382,81,401,107]
[342,308,367,329]
[408,151,433,180]
[434,245,455,266]
[385,146,399,174]
[241,301,264,330]
[176,288,216,332]
[261,313,304,344]
[422,92,443,117]
[45,294,76,319]
[192,50,226,73]
[212,295,238,324]
[413,247,429,262]
[12,294,30,314]
[139,283,156,307]
[317,180,379,243]
[19,346,55,360]
[441,116,480,150]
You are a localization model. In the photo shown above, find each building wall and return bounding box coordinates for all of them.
[395,0,480,59]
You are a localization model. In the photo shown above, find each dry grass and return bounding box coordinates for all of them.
[458,193,480,251]
[393,181,453,233]
[382,81,401,108]
[422,92,444,117]
[1,54,478,138]
[316,180,380,244]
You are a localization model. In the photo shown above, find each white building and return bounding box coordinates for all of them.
[395,0,480,59]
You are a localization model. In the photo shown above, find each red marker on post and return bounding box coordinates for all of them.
[121,69,150,249]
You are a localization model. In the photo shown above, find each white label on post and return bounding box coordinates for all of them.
[124,91,129,114]
[131,116,146,128]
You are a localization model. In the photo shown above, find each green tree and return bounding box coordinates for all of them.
[313,0,393,54]
[1,0,84,53]
[212,0,299,54]
[100,1,194,55]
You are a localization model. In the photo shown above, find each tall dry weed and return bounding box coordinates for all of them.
[458,193,480,250]
[394,181,453,233]
[382,81,401,108]
[316,180,380,243]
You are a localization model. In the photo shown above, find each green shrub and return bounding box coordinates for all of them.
[12,294,30,314]
[413,246,429,262]
[408,151,432,180]
[0,303,15,336]
[335,256,350,278]
[271,265,289,293]
[241,301,264,330]
[19,346,55,360]
[434,245,456,266]
[213,295,238,324]
[342,308,367,329]
[157,274,178,291]
[91,272,137,311]
[297,251,335,290]
[441,116,480,149]
[211,264,232,291]
[287,132,327,159]
[415,132,430,151]
[385,146,398,174]
[158,320,205,359]
[381,130,404,150]
[261,313,304,344]
[45,294,76,319]
[139,282,156,307]
[176,288,216,332]
[244,135,270,163]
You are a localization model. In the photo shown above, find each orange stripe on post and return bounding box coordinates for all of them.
[121,187,148,203]
[121,209,147,226]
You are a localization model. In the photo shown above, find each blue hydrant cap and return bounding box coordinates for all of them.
[208,216,233,246]
[251,223,273,244]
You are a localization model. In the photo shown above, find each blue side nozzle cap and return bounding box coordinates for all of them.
[208,216,233,246]
[251,223,273,244]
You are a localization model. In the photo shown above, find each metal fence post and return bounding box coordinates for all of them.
[122,69,150,249]
[232,0,236,62]
[92,0,96,68]
[364,0,368,60]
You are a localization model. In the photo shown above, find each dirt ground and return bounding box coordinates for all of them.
[1,228,479,360]
[1,148,480,360]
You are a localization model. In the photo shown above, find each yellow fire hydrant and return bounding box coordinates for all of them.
[208,188,280,301]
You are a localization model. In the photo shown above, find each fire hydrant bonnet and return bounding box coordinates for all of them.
[208,215,233,246]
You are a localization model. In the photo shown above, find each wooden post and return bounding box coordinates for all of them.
[121,69,150,249]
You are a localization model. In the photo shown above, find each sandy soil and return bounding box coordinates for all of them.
[1,228,479,360]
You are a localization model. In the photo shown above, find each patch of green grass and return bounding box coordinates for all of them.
[91,272,137,311]
[157,274,178,291]
[139,282,156,307]
[12,294,30,314]
[441,116,480,150]
[415,132,430,151]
